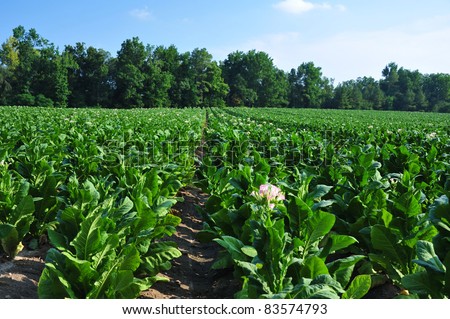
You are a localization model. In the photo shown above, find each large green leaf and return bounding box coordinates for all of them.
[307,211,335,245]
[327,255,365,288]
[308,184,333,200]
[402,271,437,296]
[112,196,134,219]
[11,194,34,222]
[38,263,76,299]
[413,240,445,274]
[300,256,329,279]
[88,245,141,298]
[292,275,342,299]
[0,224,22,258]
[214,236,247,262]
[370,225,406,268]
[320,234,358,258]
[91,234,120,270]
[141,242,182,276]
[342,275,371,299]
[71,214,107,260]
[47,228,69,251]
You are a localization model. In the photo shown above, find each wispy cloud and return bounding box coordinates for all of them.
[129,6,152,21]
[274,0,345,14]
[212,16,450,83]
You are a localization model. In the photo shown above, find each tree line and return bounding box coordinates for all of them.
[1,26,450,112]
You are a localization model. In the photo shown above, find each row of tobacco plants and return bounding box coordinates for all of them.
[0,106,205,298]
[1,105,449,299]
[195,107,450,298]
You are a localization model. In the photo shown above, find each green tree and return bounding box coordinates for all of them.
[423,73,450,112]
[0,65,12,104]
[332,80,365,109]
[357,77,385,110]
[187,48,228,107]
[288,62,329,108]
[394,68,427,111]
[64,43,112,107]
[222,50,288,107]
[141,45,173,108]
[0,26,69,107]
[221,51,257,106]
[380,62,399,110]
[113,37,147,108]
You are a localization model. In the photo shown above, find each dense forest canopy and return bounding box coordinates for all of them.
[1,26,450,112]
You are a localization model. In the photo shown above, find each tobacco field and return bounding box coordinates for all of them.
[0,106,449,299]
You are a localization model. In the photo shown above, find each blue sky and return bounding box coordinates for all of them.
[1,0,450,83]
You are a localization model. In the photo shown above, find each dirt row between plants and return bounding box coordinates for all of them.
[0,247,46,298]
[142,187,239,299]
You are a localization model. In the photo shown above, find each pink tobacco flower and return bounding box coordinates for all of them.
[259,183,285,201]
[252,183,285,209]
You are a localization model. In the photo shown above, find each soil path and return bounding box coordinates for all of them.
[141,187,239,299]
[0,248,47,298]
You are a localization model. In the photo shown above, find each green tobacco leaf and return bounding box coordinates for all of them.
[205,195,224,213]
[312,200,335,211]
[327,255,365,288]
[146,169,160,199]
[14,180,30,206]
[229,178,244,191]
[38,263,76,299]
[108,270,136,298]
[309,184,333,200]
[47,229,69,251]
[402,271,436,296]
[359,152,375,169]
[80,180,100,206]
[429,195,450,232]
[328,234,358,253]
[214,236,247,262]
[292,275,342,299]
[71,214,107,260]
[155,198,177,215]
[300,256,329,279]
[413,240,445,274]
[211,253,233,270]
[114,197,134,218]
[92,234,120,270]
[307,211,335,245]
[57,207,84,241]
[12,194,35,222]
[0,224,23,258]
[370,225,406,267]
[394,191,421,217]
[427,145,438,163]
[119,245,141,272]
[141,242,182,276]
[368,253,404,283]
[61,251,98,290]
[88,245,140,299]
[241,245,258,258]
[342,275,371,299]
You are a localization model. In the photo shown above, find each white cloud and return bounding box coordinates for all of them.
[212,17,450,84]
[129,6,152,21]
[274,0,345,14]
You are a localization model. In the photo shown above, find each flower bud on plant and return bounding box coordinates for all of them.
[252,183,285,209]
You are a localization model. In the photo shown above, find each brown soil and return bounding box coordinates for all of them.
[0,247,47,299]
